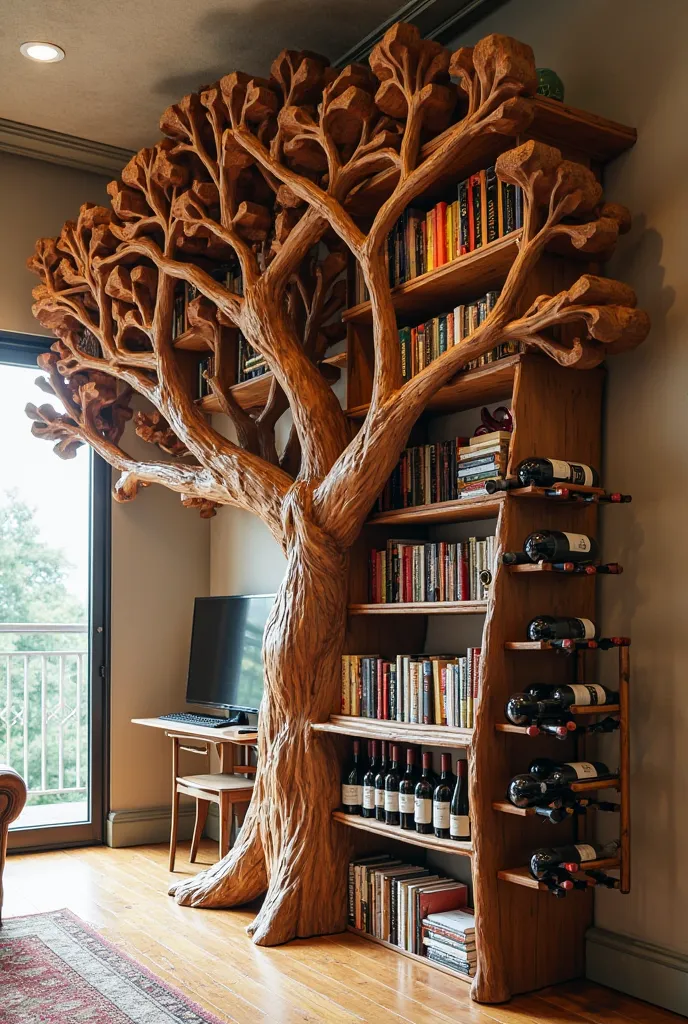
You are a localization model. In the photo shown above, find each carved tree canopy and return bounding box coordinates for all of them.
[26,21,649,994]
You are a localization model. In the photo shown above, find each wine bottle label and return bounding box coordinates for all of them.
[547,459,594,486]
[566,761,598,779]
[433,801,450,829]
[577,618,596,639]
[569,683,606,706]
[562,532,592,553]
[362,785,375,810]
[574,843,597,862]
[384,790,399,813]
[342,784,362,805]
[414,796,431,824]
[450,814,470,838]
[375,788,385,808]
[399,793,415,814]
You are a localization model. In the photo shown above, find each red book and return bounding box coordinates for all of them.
[403,547,413,603]
[419,883,469,922]
[435,202,448,266]
[458,542,469,601]
[466,177,476,251]
[382,663,390,720]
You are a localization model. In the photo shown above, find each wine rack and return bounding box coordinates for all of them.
[314,96,639,1003]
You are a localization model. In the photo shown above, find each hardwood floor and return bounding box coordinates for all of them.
[2,841,682,1024]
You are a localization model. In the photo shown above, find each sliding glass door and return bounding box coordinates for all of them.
[1,331,108,850]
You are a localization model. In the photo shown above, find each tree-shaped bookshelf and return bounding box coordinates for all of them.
[26,23,647,1004]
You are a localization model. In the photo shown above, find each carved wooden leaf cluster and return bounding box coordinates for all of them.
[25,20,650,992]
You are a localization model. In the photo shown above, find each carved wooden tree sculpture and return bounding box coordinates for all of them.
[27,24,649,1002]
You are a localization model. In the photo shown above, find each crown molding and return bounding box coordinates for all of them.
[335,0,509,64]
[0,117,133,178]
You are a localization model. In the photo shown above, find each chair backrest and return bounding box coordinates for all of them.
[0,766,28,922]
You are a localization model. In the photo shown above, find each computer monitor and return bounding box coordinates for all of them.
[186,594,274,713]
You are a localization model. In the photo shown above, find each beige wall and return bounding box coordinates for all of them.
[0,152,210,816]
[455,0,688,963]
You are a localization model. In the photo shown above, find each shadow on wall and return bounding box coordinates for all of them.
[151,0,402,98]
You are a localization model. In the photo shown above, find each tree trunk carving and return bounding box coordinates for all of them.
[24,20,649,1000]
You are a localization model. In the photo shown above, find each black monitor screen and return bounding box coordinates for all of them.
[186,595,274,712]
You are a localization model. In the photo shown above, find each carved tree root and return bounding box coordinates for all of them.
[169,800,267,908]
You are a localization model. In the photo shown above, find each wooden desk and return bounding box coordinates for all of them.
[132,717,257,773]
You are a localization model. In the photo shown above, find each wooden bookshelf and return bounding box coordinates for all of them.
[348,601,487,616]
[368,494,503,526]
[333,810,472,857]
[347,353,519,419]
[347,926,473,985]
[312,716,472,748]
[498,859,621,890]
[197,351,346,413]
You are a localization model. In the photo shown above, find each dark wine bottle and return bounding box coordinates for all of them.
[361,740,378,819]
[433,753,453,838]
[515,457,600,488]
[524,529,599,565]
[341,739,363,814]
[384,744,402,826]
[399,748,417,830]
[504,692,565,726]
[502,550,532,565]
[529,840,620,880]
[551,683,618,709]
[414,751,435,834]
[450,760,470,841]
[374,740,387,822]
[508,759,613,808]
[527,615,597,643]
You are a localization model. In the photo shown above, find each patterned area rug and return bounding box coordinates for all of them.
[0,909,226,1023]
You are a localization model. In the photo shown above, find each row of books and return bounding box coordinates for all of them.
[341,650,482,728]
[458,431,511,500]
[172,265,243,341]
[398,290,523,383]
[348,854,475,975]
[368,536,495,604]
[353,165,523,303]
[237,334,268,384]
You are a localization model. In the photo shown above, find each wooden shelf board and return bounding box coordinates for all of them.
[173,329,212,352]
[506,562,597,575]
[492,801,534,817]
[499,858,621,890]
[348,601,487,616]
[332,810,472,856]
[368,494,503,526]
[312,716,472,748]
[198,351,345,413]
[570,777,620,793]
[344,232,521,325]
[504,641,553,651]
[494,706,620,734]
[510,483,606,500]
[346,926,473,985]
[347,354,519,420]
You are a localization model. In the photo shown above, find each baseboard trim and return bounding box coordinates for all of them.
[106,805,195,848]
[586,928,688,1017]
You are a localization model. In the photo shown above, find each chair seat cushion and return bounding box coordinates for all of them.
[176,773,255,794]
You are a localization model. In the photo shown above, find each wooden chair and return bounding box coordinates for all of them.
[168,735,254,872]
[0,765,27,923]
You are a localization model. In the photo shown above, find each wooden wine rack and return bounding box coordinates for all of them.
[314,96,637,1002]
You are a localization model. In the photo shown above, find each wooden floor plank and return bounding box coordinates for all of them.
[3,843,682,1024]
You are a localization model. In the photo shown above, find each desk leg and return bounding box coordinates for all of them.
[219,742,234,774]
[169,737,180,872]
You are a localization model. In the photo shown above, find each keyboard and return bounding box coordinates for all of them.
[159,712,238,729]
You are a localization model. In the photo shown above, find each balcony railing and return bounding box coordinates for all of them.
[0,624,88,827]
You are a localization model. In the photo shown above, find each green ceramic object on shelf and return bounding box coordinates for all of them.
[536,68,565,102]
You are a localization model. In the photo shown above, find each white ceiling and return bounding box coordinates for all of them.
[0,0,404,152]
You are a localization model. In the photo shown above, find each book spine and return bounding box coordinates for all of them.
[458,179,469,254]
[422,660,433,725]
[470,173,483,249]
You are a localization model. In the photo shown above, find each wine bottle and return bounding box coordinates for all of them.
[508,760,614,808]
[399,748,417,830]
[341,739,363,814]
[504,692,566,726]
[550,683,618,709]
[414,751,435,834]
[514,457,600,488]
[361,740,378,819]
[529,839,621,880]
[502,551,532,565]
[384,744,402,826]
[523,529,599,565]
[450,760,470,841]
[433,753,453,838]
[374,740,387,822]
[527,615,597,643]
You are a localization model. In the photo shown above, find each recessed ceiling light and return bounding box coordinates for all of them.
[20,41,65,63]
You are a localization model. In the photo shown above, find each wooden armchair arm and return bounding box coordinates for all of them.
[0,765,27,923]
